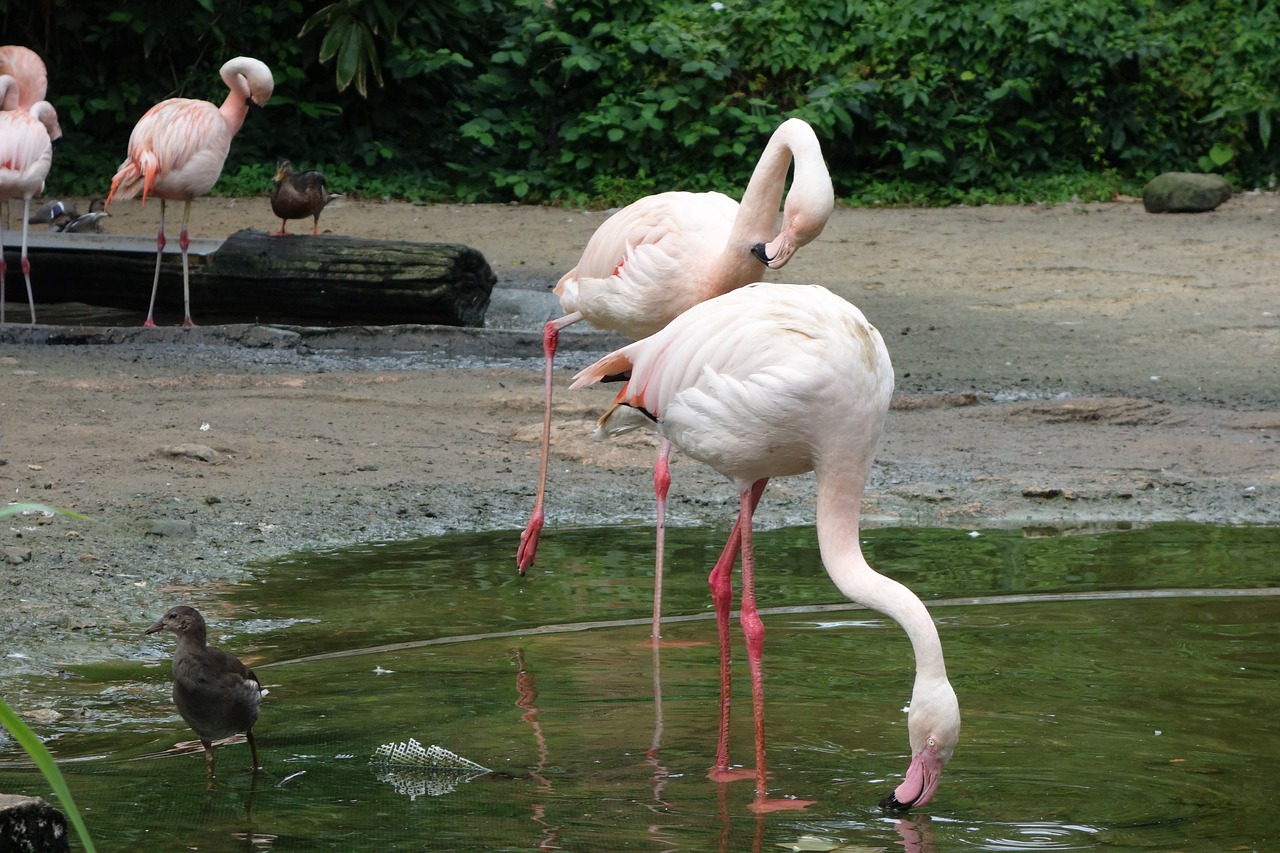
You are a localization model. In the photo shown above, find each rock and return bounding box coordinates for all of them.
[0,794,70,853]
[161,444,221,463]
[1142,172,1233,213]
[142,519,198,538]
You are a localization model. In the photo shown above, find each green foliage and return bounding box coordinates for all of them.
[3,0,1279,205]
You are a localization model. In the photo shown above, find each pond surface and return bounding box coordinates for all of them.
[2,522,1279,852]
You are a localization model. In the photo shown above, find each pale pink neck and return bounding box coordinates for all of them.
[815,468,949,681]
[218,71,252,136]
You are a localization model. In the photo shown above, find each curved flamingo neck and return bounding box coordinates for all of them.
[814,470,949,682]
[710,122,813,279]
[218,67,253,136]
[0,74,19,110]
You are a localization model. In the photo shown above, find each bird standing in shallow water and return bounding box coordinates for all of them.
[270,158,338,235]
[572,282,960,813]
[518,118,834,647]
[106,56,274,328]
[0,73,61,324]
[145,605,263,778]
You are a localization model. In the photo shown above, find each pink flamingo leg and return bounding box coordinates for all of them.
[708,478,767,781]
[736,483,814,813]
[517,312,582,574]
[18,199,36,324]
[1,217,8,324]
[651,438,672,643]
[179,200,196,328]
[143,200,167,328]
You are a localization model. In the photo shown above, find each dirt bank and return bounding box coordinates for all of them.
[1,192,1277,681]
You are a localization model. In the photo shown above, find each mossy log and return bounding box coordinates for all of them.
[2,228,496,326]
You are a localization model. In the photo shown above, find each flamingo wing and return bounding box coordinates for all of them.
[0,108,53,197]
[556,191,741,339]
[109,99,231,203]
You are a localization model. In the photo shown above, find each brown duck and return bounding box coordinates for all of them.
[145,605,263,777]
[270,158,338,235]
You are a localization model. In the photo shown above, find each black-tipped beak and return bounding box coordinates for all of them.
[750,242,771,265]
[879,791,913,811]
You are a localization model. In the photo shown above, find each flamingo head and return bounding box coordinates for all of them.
[749,175,835,269]
[880,676,960,810]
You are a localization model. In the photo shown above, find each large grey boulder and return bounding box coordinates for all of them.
[1142,172,1233,213]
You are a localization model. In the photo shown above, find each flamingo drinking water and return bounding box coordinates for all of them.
[106,56,274,327]
[571,281,961,812]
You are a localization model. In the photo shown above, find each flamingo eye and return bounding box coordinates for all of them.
[927,736,937,749]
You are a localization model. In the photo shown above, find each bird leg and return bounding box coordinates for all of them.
[201,739,216,777]
[143,199,167,328]
[179,200,195,328]
[708,478,768,782]
[517,312,582,574]
[1,216,7,324]
[247,730,261,772]
[311,216,320,236]
[650,439,672,643]
[19,199,35,324]
[736,483,814,814]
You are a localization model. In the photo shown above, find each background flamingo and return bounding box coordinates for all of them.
[106,56,274,327]
[571,281,961,813]
[0,46,59,142]
[518,118,834,642]
[0,74,61,324]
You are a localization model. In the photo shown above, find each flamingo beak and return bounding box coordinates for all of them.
[750,233,798,270]
[879,745,945,810]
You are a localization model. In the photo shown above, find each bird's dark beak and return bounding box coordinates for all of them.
[144,620,164,635]
[51,137,64,151]
[750,242,771,265]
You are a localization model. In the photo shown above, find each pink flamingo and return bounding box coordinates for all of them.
[0,46,59,136]
[0,74,61,324]
[106,56,274,328]
[571,282,960,813]
[518,119,835,635]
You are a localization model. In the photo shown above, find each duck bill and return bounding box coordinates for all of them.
[879,747,944,811]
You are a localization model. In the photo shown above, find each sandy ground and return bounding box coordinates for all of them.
[1,192,1278,681]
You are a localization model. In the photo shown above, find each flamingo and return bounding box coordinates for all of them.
[571,282,961,813]
[0,46,60,144]
[517,118,835,640]
[0,73,61,325]
[106,56,274,328]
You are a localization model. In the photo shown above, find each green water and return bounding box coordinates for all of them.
[2,523,1278,852]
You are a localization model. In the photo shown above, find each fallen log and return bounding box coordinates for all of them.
[1,228,495,327]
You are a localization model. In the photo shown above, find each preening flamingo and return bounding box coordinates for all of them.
[518,118,835,640]
[0,46,60,143]
[0,74,61,324]
[571,282,960,812]
[106,56,274,327]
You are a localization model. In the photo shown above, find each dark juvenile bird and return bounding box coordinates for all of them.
[145,605,263,777]
[270,158,338,235]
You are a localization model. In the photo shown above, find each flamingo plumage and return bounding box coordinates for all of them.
[105,56,273,327]
[518,118,835,644]
[0,46,59,141]
[571,282,960,813]
[0,73,61,324]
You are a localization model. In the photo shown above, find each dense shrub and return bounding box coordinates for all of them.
[2,0,1276,205]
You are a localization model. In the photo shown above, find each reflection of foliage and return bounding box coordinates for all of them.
[0,503,98,853]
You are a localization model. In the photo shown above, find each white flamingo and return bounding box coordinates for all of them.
[571,281,960,813]
[518,118,835,644]
[0,73,61,324]
[106,56,274,328]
